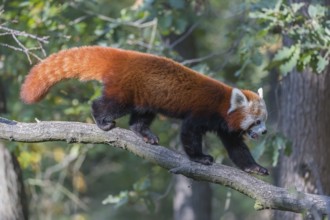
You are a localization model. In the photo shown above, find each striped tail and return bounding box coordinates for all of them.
[20,46,113,104]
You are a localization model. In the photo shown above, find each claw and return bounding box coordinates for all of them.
[190,155,214,165]
[143,135,159,145]
[244,165,269,176]
[97,120,116,131]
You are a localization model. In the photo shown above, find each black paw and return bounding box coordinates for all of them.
[96,119,116,131]
[130,126,159,145]
[243,164,269,176]
[190,155,214,165]
[142,133,159,145]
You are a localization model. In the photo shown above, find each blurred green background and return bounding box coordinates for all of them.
[0,0,329,219]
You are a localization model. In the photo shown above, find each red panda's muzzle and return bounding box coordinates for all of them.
[247,130,259,139]
[247,123,267,140]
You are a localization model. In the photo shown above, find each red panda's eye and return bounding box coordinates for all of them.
[256,120,261,125]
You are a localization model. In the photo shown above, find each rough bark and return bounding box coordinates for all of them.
[168,24,213,220]
[0,117,330,216]
[275,0,330,218]
[0,60,26,220]
[276,69,330,219]
[0,78,7,113]
[173,175,212,220]
[0,142,28,220]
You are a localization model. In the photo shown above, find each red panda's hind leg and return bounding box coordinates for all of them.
[129,111,159,145]
[92,97,131,131]
[181,118,214,165]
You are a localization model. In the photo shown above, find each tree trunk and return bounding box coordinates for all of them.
[173,175,212,220]
[275,0,330,218]
[0,143,28,220]
[0,78,7,113]
[276,68,330,219]
[169,21,213,220]
[0,69,26,219]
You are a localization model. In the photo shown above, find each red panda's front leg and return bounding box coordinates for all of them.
[218,132,269,175]
[180,118,214,165]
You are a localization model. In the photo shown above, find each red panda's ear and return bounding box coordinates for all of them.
[258,88,263,99]
[227,88,248,114]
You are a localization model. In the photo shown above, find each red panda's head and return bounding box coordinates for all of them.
[226,88,267,139]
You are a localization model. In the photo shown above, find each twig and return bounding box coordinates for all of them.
[0,25,49,43]
[147,18,158,53]
[181,51,223,66]
[169,22,200,49]
[69,3,156,29]
[0,25,49,63]
[180,38,241,66]
[0,43,43,62]
[27,179,88,210]
[11,33,32,63]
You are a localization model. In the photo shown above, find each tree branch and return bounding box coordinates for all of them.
[0,25,48,63]
[0,117,329,215]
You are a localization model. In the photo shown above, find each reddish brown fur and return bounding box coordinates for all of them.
[20,46,260,130]
[20,46,270,173]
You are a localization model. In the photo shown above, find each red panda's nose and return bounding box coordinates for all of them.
[262,130,267,135]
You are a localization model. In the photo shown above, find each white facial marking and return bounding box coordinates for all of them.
[240,98,268,139]
[228,88,248,114]
[240,114,254,130]
[252,121,266,133]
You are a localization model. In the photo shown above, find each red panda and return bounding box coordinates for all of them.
[20,46,268,175]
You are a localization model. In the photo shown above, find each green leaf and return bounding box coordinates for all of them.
[325,28,330,36]
[256,29,269,38]
[133,177,151,192]
[311,4,326,18]
[174,18,188,34]
[249,11,277,22]
[272,134,291,166]
[279,45,300,75]
[316,55,329,74]
[274,0,283,12]
[143,196,156,212]
[307,5,318,19]
[291,3,304,13]
[273,46,295,62]
[169,0,185,9]
[251,51,263,66]
[159,13,173,29]
[300,51,313,65]
[102,191,129,208]
[297,52,312,72]
[284,142,292,156]
[252,139,266,161]
[114,195,129,209]
[272,147,280,167]
[145,0,155,4]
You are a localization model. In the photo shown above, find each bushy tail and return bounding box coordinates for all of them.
[20,46,112,104]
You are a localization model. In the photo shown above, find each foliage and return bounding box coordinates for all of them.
[1,0,327,219]
[250,0,330,75]
[251,131,292,167]
[102,176,156,212]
